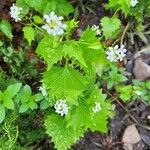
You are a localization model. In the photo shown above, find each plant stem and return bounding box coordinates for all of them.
[120,23,130,45]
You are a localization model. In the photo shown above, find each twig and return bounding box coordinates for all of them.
[120,23,130,45]
[103,88,138,124]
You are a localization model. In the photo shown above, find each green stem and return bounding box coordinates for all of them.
[27,16,45,33]
[112,8,119,18]
[120,22,130,45]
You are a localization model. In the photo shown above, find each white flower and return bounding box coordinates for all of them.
[42,11,67,36]
[130,0,138,7]
[106,45,127,62]
[54,99,69,116]
[3,56,9,63]
[39,86,48,97]
[91,25,101,36]
[134,90,142,96]
[106,45,118,62]
[116,45,127,61]
[92,102,102,113]
[10,4,22,22]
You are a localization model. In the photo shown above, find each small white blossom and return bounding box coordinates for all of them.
[91,25,101,36]
[134,90,142,96]
[116,45,127,61]
[39,86,48,97]
[106,45,127,62]
[10,4,22,22]
[3,56,9,63]
[42,11,67,36]
[106,45,118,62]
[130,0,138,7]
[92,102,102,113]
[54,99,69,116]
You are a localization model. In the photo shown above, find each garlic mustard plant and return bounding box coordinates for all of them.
[42,12,67,36]
[10,4,22,22]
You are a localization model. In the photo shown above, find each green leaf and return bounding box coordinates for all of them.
[33,93,43,102]
[43,0,74,16]
[24,0,44,12]
[87,87,113,132]
[40,99,49,110]
[63,41,87,67]
[66,100,90,130]
[33,15,44,24]
[101,17,121,39]
[0,40,3,46]
[0,20,13,40]
[19,85,32,103]
[116,85,133,102]
[28,100,38,110]
[36,36,64,69]
[80,28,102,49]
[0,104,5,123]
[43,66,88,101]
[3,83,22,98]
[107,0,130,16]
[45,114,85,150]
[79,28,106,77]
[3,97,14,110]
[19,103,29,113]
[23,26,35,45]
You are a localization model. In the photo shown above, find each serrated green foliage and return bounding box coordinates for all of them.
[43,66,88,102]
[107,0,130,16]
[101,17,121,39]
[45,114,85,150]
[42,0,74,16]
[23,26,35,45]
[116,85,133,102]
[79,28,106,77]
[63,40,87,67]
[36,35,64,69]
[0,20,13,40]
[21,0,74,16]
[66,86,114,133]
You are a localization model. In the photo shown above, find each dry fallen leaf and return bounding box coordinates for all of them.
[122,125,141,150]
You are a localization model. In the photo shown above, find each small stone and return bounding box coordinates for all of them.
[122,125,141,150]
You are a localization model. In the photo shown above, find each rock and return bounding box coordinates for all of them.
[133,47,150,81]
[122,125,141,150]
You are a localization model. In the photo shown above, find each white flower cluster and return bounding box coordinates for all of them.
[3,56,9,63]
[106,45,127,62]
[130,0,138,7]
[92,102,102,113]
[91,25,101,36]
[10,4,22,22]
[42,12,67,36]
[54,99,69,116]
[39,86,48,97]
